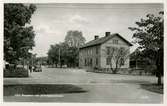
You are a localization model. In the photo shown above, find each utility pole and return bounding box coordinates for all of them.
[59,48,61,67]
[135,51,137,69]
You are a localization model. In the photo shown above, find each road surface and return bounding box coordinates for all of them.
[4,67,163,103]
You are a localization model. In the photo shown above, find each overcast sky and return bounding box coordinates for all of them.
[30,3,163,57]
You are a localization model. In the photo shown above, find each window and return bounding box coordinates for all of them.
[106,47,110,55]
[120,58,124,65]
[120,47,125,55]
[106,57,111,65]
[90,58,92,66]
[110,47,116,53]
[96,58,98,65]
[85,59,87,66]
[96,46,98,54]
[120,47,125,50]
[91,49,93,55]
[113,40,118,44]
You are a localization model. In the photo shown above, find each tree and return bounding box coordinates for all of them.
[4,4,37,66]
[129,11,164,85]
[47,43,69,67]
[64,30,86,67]
[58,42,69,67]
[47,44,60,67]
[47,30,86,68]
[66,46,79,67]
[65,30,86,48]
[130,49,156,75]
[105,47,129,74]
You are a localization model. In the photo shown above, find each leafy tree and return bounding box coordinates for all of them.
[47,30,86,68]
[66,46,79,67]
[47,44,60,67]
[4,4,37,66]
[64,30,86,67]
[47,43,69,67]
[58,42,69,67]
[65,30,85,48]
[129,11,164,85]
[130,49,156,75]
[35,56,48,65]
[105,47,129,74]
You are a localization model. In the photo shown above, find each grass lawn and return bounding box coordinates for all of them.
[140,84,163,94]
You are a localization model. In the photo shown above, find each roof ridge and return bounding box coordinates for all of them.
[79,33,132,49]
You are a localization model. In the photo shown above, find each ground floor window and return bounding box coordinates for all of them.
[120,58,124,65]
[96,58,98,65]
[84,58,93,66]
[90,58,92,66]
[85,58,87,66]
[106,57,111,65]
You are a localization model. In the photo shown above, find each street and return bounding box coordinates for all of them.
[4,67,163,103]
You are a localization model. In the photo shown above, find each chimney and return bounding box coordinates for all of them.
[94,35,99,40]
[105,32,110,37]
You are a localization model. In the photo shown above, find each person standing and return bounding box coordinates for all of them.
[29,65,32,73]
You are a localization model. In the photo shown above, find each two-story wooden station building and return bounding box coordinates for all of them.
[79,32,132,71]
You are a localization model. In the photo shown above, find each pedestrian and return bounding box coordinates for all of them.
[29,65,32,73]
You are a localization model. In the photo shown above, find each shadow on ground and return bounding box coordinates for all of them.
[4,84,87,96]
[140,84,163,94]
[110,80,151,84]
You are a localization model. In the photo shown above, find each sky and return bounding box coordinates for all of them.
[30,3,163,57]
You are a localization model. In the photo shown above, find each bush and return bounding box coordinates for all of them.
[93,66,99,70]
[144,64,157,75]
[4,67,29,78]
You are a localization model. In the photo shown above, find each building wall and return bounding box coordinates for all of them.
[100,35,130,69]
[79,45,101,68]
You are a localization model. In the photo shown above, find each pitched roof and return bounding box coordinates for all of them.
[80,33,133,49]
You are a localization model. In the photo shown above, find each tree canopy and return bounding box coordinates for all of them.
[65,30,86,48]
[129,11,164,84]
[105,47,129,74]
[129,12,163,52]
[47,30,86,67]
[4,4,37,64]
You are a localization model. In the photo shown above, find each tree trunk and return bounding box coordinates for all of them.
[23,59,25,68]
[14,64,17,69]
[112,68,118,74]
[113,70,117,74]
[157,75,161,85]
[156,48,163,85]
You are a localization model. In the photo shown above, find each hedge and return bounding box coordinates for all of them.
[4,67,29,78]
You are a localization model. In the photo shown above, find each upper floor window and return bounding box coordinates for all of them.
[88,49,92,55]
[106,47,110,55]
[91,49,93,55]
[106,47,118,55]
[113,39,118,44]
[96,46,98,54]
[120,47,125,55]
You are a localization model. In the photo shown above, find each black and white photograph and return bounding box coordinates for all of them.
[3,2,164,103]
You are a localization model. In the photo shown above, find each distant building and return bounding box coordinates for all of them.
[79,32,132,71]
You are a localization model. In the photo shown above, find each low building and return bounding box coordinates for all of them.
[79,32,132,71]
